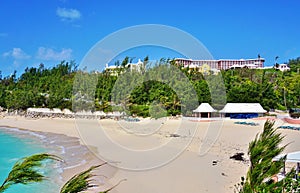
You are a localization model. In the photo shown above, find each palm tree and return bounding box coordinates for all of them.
[0,153,62,193]
[242,120,286,192]
[235,120,300,192]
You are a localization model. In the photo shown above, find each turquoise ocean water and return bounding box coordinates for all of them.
[0,127,61,193]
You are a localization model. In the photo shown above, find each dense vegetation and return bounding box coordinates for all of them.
[0,57,300,116]
[0,61,76,111]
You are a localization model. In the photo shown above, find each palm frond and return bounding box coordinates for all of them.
[60,162,127,193]
[0,153,62,193]
[60,163,107,193]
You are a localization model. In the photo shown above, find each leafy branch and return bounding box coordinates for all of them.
[0,153,62,193]
[0,153,125,193]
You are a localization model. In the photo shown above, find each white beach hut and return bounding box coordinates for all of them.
[219,103,266,119]
[193,103,216,118]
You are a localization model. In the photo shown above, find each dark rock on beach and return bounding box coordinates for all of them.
[230,152,245,161]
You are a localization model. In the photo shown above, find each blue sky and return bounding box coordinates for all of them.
[0,0,300,76]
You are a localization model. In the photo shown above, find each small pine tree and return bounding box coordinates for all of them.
[235,120,300,192]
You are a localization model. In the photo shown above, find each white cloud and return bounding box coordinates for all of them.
[56,7,81,21]
[36,47,72,61]
[3,48,31,59]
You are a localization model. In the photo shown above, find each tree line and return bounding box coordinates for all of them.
[0,57,300,116]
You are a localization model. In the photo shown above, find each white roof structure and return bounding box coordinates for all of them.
[219,103,267,113]
[52,108,63,114]
[76,111,93,116]
[27,108,63,114]
[94,111,106,116]
[62,109,74,115]
[105,63,120,70]
[276,63,290,72]
[27,108,52,113]
[273,151,300,163]
[193,103,216,113]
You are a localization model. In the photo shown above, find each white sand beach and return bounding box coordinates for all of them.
[1,116,300,193]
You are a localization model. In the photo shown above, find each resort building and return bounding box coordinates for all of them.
[104,59,144,76]
[174,58,265,70]
[104,64,120,76]
[275,63,290,72]
[219,103,267,119]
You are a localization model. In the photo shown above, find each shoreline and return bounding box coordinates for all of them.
[1,115,300,192]
[0,116,116,192]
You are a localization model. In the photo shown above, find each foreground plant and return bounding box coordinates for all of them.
[0,153,62,193]
[235,120,300,192]
[0,153,125,193]
[60,162,126,193]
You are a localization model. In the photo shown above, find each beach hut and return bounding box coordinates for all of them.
[219,103,266,119]
[193,103,216,118]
